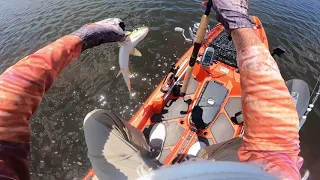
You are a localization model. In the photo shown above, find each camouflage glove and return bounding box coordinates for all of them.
[72,18,126,51]
[202,0,253,34]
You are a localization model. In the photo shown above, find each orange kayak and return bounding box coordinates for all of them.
[83,16,268,180]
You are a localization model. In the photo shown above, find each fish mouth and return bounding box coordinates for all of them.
[126,26,149,43]
[132,26,149,37]
[138,26,149,33]
[139,27,149,37]
[125,26,149,38]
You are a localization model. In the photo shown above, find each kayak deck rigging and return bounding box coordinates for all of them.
[149,78,241,164]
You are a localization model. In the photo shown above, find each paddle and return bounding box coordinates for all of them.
[285,79,310,128]
[271,46,286,57]
[180,0,213,95]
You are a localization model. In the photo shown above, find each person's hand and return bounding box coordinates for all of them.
[72,18,126,51]
[202,0,253,34]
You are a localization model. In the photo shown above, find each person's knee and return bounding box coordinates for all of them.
[83,109,123,132]
[84,109,106,126]
[83,109,121,152]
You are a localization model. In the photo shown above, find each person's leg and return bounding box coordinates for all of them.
[83,109,157,180]
[198,136,243,162]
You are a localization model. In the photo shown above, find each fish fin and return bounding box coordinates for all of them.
[124,69,132,92]
[126,68,132,77]
[116,70,122,78]
[127,82,132,93]
[130,48,142,57]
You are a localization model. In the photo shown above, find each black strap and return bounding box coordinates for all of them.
[231,111,243,125]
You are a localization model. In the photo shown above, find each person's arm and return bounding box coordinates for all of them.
[0,18,125,180]
[0,35,82,180]
[203,0,303,178]
[232,28,303,179]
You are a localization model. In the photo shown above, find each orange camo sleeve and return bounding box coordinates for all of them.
[0,35,82,143]
[237,45,303,179]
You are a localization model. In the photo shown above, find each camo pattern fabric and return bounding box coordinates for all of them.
[237,45,303,180]
[72,18,125,51]
[209,0,253,33]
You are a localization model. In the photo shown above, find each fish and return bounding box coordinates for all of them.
[117,26,149,93]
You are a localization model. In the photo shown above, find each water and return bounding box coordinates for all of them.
[0,0,319,179]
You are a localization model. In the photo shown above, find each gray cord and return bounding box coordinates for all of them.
[300,75,320,116]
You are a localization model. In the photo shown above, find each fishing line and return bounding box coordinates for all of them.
[300,75,320,116]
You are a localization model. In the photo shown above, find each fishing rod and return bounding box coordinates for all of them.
[180,0,213,95]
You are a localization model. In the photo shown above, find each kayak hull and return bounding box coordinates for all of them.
[83,16,268,179]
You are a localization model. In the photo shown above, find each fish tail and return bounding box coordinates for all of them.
[121,68,132,92]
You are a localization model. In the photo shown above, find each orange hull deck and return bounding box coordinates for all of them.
[84,16,268,179]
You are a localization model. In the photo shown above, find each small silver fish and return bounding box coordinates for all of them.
[117,27,149,93]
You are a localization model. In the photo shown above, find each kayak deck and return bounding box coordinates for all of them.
[133,28,242,164]
[83,16,268,179]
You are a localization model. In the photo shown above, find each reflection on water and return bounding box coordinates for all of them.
[0,0,319,179]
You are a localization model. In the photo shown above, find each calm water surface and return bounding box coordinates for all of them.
[0,0,319,179]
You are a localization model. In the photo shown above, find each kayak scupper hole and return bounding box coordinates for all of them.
[204,132,208,136]
[180,120,184,125]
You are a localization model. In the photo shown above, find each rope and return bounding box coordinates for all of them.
[300,75,320,116]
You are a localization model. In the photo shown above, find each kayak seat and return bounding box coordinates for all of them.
[151,97,191,122]
[148,81,241,163]
[206,97,242,143]
[149,77,200,164]
[210,113,235,143]
[225,97,243,126]
[151,78,198,122]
